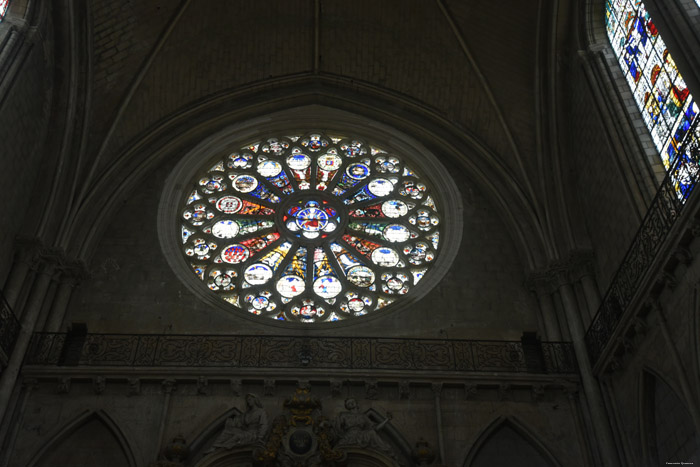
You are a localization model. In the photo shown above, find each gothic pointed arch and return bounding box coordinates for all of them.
[640,368,700,465]
[60,78,550,272]
[27,409,138,467]
[462,416,562,467]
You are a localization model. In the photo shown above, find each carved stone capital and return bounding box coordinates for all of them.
[197,376,208,395]
[365,380,378,400]
[127,378,141,396]
[330,379,342,397]
[464,384,478,400]
[497,384,511,401]
[93,376,106,395]
[529,250,596,291]
[263,379,275,396]
[230,379,242,396]
[431,383,443,397]
[399,380,410,400]
[57,377,71,394]
[531,384,546,402]
[162,379,176,395]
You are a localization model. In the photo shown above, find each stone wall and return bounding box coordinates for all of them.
[67,152,538,339]
[8,377,585,467]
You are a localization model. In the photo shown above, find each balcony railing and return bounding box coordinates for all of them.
[0,289,21,364]
[25,332,578,374]
[585,126,700,365]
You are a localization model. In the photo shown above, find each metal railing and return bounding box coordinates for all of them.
[25,332,578,374]
[0,289,21,363]
[585,128,700,365]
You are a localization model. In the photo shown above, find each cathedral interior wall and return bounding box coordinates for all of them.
[10,379,585,467]
[67,154,538,340]
[0,17,53,284]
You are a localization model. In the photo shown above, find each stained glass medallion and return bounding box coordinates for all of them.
[605,0,700,198]
[179,132,442,323]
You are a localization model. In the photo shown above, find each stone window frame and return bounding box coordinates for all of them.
[158,107,463,329]
[583,0,700,198]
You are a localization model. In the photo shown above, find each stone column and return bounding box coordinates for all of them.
[0,259,55,426]
[2,240,40,311]
[557,271,621,467]
[432,383,445,464]
[0,378,37,466]
[570,253,601,322]
[528,275,562,341]
[155,379,177,462]
[43,268,82,333]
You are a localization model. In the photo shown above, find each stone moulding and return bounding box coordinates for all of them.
[24,332,578,375]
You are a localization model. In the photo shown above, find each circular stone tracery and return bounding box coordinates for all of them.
[178,132,442,323]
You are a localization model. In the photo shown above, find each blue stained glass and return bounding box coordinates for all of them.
[248,183,281,203]
[606,0,700,183]
[330,243,363,274]
[257,159,295,194]
[332,162,371,195]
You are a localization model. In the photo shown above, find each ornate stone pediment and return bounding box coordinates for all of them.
[197,387,399,467]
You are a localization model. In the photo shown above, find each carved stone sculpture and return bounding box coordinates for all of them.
[333,398,396,460]
[208,393,268,451]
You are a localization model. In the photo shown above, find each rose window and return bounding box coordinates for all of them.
[179,132,442,323]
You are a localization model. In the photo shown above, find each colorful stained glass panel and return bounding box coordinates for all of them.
[179,131,442,322]
[606,0,700,185]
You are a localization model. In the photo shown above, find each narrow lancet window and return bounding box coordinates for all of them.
[606,0,700,196]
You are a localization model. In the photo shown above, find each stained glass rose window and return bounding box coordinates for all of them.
[177,132,444,323]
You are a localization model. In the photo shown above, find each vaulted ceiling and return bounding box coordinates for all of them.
[48,0,583,270]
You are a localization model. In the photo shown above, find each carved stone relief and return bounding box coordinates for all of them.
[199,387,401,467]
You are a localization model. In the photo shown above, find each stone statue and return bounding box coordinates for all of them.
[208,393,268,451]
[333,398,396,460]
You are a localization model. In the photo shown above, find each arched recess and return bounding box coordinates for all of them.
[462,416,562,467]
[640,368,700,465]
[57,76,551,272]
[26,409,138,467]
